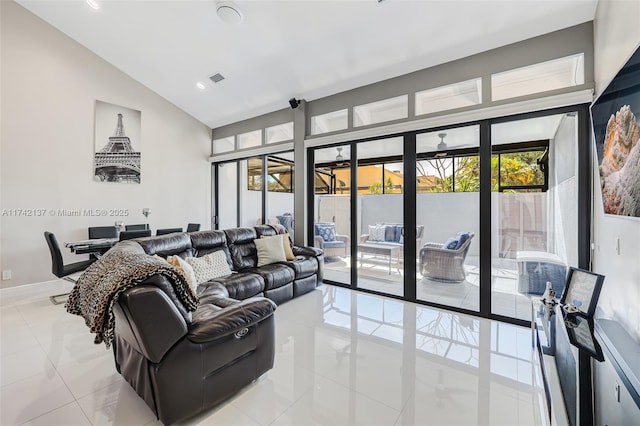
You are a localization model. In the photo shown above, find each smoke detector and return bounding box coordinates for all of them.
[216,1,243,24]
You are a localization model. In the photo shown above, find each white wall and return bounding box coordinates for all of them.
[267,192,294,219]
[238,160,262,227]
[550,114,579,267]
[217,162,238,230]
[592,0,640,342]
[0,2,212,288]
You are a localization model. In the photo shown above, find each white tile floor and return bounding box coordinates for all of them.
[323,256,533,320]
[1,280,547,425]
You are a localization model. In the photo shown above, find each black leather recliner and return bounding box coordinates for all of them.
[111,242,277,425]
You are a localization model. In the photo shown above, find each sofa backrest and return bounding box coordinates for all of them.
[135,232,194,258]
[189,230,233,268]
[224,227,258,270]
[255,225,276,238]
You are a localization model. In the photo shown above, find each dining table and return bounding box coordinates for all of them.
[64,237,119,256]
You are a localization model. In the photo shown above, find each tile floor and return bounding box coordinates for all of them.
[1,280,547,425]
[323,255,532,320]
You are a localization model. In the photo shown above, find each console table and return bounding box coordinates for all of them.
[532,300,603,426]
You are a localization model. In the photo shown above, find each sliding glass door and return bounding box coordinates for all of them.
[490,113,579,321]
[216,161,238,230]
[306,105,588,325]
[313,144,351,286]
[356,137,404,296]
[415,126,480,311]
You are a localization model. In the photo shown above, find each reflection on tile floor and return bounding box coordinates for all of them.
[1,280,546,425]
[323,255,532,320]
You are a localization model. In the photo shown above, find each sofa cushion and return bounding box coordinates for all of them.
[225,227,258,270]
[254,236,287,267]
[209,272,265,300]
[136,232,194,258]
[190,230,233,267]
[248,264,295,291]
[368,225,385,242]
[314,223,336,242]
[322,240,345,249]
[278,257,318,279]
[186,251,232,284]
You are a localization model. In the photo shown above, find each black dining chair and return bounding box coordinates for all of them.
[156,228,183,236]
[186,223,201,232]
[44,232,95,305]
[125,224,149,231]
[88,226,119,239]
[119,229,152,241]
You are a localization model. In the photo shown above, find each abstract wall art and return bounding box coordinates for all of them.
[591,45,640,218]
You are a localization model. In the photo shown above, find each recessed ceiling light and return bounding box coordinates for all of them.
[216,1,243,24]
[86,0,100,10]
[196,82,206,90]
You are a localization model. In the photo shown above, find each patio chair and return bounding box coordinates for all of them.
[314,222,349,258]
[420,232,475,282]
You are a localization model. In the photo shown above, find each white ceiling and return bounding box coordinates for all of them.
[16,0,597,129]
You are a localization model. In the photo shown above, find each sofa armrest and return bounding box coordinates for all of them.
[360,234,369,243]
[188,297,276,343]
[423,242,444,249]
[294,245,323,257]
[313,236,324,250]
[335,234,349,245]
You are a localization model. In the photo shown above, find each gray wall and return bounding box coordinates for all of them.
[592,0,640,343]
[0,2,212,288]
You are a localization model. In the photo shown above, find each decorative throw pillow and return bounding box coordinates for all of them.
[444,237,459,250]
[384,225,397,242]
[153,254,168,263]
[185,251,232,284]
[166,255,198,294]
[455,232,471,250]
[368,225,385,242]
[254,236,287,267]
[314,223,336,242]
[260,234,295,261]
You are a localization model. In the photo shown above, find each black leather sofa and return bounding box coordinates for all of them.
[108,225,323,424]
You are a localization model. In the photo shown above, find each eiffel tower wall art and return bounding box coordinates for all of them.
[94,100,141,184]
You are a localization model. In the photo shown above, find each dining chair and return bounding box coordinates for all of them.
[186,223,201,232]
[125,224,149,231]
[88,226,119,239]
[44,232,95,305]
[119,229,152,241]
[156,228,183,236]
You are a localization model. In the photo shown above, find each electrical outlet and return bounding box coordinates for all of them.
[2,270,11,280]
[615,381,620,402]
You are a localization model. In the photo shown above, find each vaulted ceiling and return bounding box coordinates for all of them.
[17,0,598,129]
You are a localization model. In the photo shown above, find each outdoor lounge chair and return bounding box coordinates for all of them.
[420,232,475,282]
[314,222,349,258]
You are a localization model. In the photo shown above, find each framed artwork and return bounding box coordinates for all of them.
[590,43,640,217]
[560,267,605,317]
[94,100,141,183]
[565,315,604,361]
